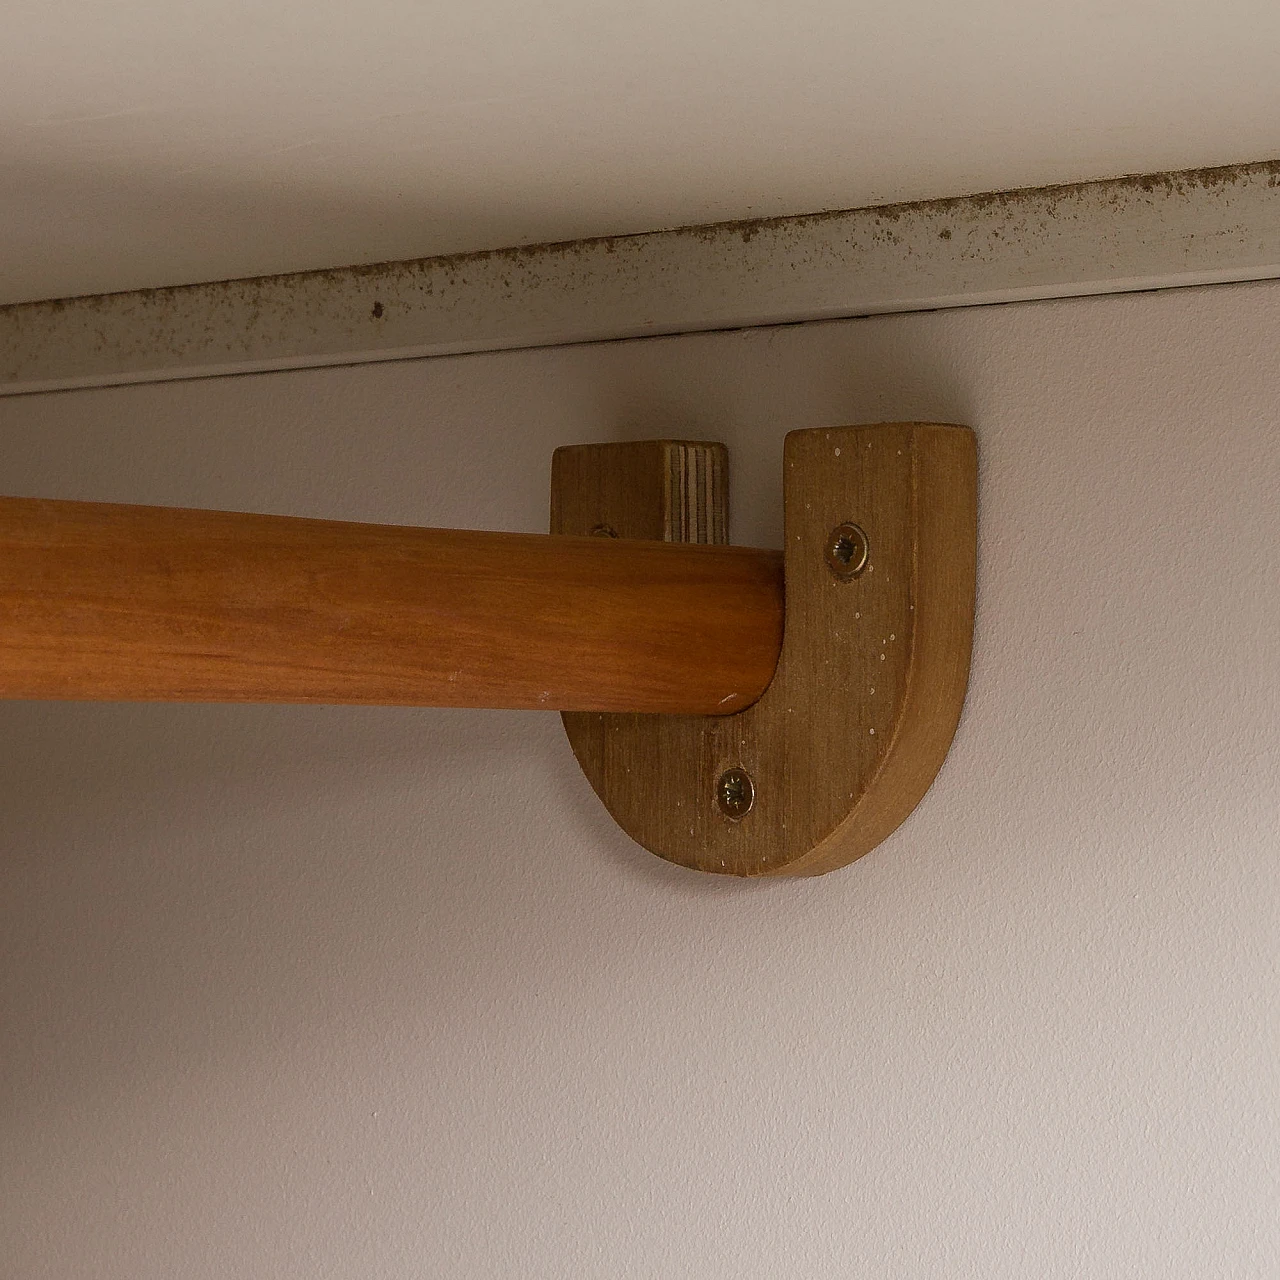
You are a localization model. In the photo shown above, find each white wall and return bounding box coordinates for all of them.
[3,281,1278,1278]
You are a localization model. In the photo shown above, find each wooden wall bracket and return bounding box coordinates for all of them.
[0,422,972,879]
[552,424,977,877]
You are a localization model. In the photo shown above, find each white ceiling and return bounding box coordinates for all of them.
[5,0,1280,306]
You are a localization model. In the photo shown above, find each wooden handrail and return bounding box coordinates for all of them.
[0,497,783,714]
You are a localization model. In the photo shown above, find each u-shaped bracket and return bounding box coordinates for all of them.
[552,424,977,877]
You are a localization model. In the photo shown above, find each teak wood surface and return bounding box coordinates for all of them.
[554,425,977,877]
[0,496,783,713]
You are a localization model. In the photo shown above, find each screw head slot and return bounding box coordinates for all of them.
[716,767,755,819]
[825,522,869,578]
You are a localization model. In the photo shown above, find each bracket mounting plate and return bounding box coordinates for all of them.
[551,424,977,877]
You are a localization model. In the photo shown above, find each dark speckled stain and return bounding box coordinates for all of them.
[4,156,1280,364]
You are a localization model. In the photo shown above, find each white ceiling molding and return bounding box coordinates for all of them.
[3,160,1279,397]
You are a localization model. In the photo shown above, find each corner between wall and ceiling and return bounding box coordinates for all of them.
[2,159,1279,398]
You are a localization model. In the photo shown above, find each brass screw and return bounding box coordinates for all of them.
[716,767,755,819]
[825,522,869,578]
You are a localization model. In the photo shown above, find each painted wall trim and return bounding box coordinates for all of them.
[3,160,1279,397]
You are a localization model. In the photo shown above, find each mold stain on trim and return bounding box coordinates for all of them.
[3,158,1280,396]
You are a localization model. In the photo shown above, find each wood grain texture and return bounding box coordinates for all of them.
[554,424,977,876]
[551,441,728,545]
[0,496,782,712]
